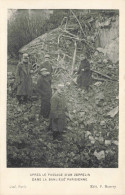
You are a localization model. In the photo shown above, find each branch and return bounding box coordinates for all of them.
[71,41,77,75]
[92,76,108,82]
[91,69,118,81]
[61,17,68,30]
[70,10,86,37]
[61,34,76,40]
[58,34,63,45]
[61,29,80,40]
[60,28,95,50]
[57,34,63,61]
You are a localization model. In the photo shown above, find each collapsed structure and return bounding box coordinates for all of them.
[19,10,119,68]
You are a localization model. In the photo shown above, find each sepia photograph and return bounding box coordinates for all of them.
[7,9,119,168]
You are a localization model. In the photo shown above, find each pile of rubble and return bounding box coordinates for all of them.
[7,10,119,167]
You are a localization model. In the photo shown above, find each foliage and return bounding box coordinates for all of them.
[8,9,69,57]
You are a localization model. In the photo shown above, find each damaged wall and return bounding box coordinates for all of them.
[96,15,119,63]
[19,11,119,65]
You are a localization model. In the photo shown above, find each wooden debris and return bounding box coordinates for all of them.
[71,41,77,74]
[70,9,86,37]
[91,69,118,81]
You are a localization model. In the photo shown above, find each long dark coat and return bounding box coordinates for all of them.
[77,59,92,90]
[49,92,66,132]
[36,74,52,118]
[15,62,33,96]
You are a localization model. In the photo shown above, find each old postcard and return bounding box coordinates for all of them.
[0,0,125,194]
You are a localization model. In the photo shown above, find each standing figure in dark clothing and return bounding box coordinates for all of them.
[37,54,53,84]
[14,53,33,104]
[49,84,67,139]
[77,58,92,91]
[36,68,52,119]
